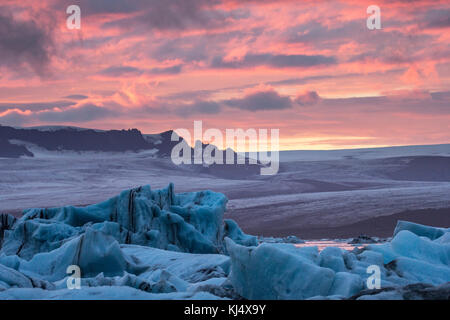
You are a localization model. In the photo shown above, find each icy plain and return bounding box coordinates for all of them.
[1,143,450,238]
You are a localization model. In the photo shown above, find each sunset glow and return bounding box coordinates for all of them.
[1,0,449,150]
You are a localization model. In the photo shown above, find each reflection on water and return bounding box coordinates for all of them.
[295,240,367,252]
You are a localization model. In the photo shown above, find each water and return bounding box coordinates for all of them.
[295,240,367,251]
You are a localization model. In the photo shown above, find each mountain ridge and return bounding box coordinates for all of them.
[0,124,179,157]
[0,124,263,178]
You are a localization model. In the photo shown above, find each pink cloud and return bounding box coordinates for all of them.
[0,0,449,149]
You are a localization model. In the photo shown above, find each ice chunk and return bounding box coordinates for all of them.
[366,242,398,264]
[258,235,304,244]
[122,244,230,283]
[328,272,364,297]
[364,228,450,287]
[0,263,32,288]
[18,228,145,281]
[394,221,448,240]
[390,230,449,266]
[435,232,450,244]
[1,184,231,258]
[1,220,80,260]
[222,219,257,248]
[225,238,335,299]
[390,257,450,286]
[319,247,347,273]
[53,271,179,294]
[172,189,227,245]
[358,250,384,266]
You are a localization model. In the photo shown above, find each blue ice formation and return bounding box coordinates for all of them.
[1,184,256,260]
[0,185,449,300]
[393,220,449,240]
[0,184,254,299]
[225,220,450,300]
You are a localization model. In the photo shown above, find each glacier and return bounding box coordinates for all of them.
[0,184,449,299]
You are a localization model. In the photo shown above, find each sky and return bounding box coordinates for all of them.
[0,0,449,150]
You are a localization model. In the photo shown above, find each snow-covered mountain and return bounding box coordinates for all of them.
[0,124,168,156]
[0,124,263,179]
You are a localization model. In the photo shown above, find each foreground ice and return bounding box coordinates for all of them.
[0,185,449,299]
[0,184,252,299]
[226,221,450,299]
[1,183,246,259]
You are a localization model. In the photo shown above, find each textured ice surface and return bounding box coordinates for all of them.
[1,184,235,259]
[226,220,450,300]
[0,184,254,299]
[226,238,335,299]
[394,220,449,240]
[0,184,449,300]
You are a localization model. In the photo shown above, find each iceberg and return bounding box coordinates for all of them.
[394,220,449,240]
[225,238,335,299]
[0,184,251,299]
[0,184,244,259]
[225,220,450,300]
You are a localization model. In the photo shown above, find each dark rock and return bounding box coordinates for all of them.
[349,234,378,244]
[0,138,33,158]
